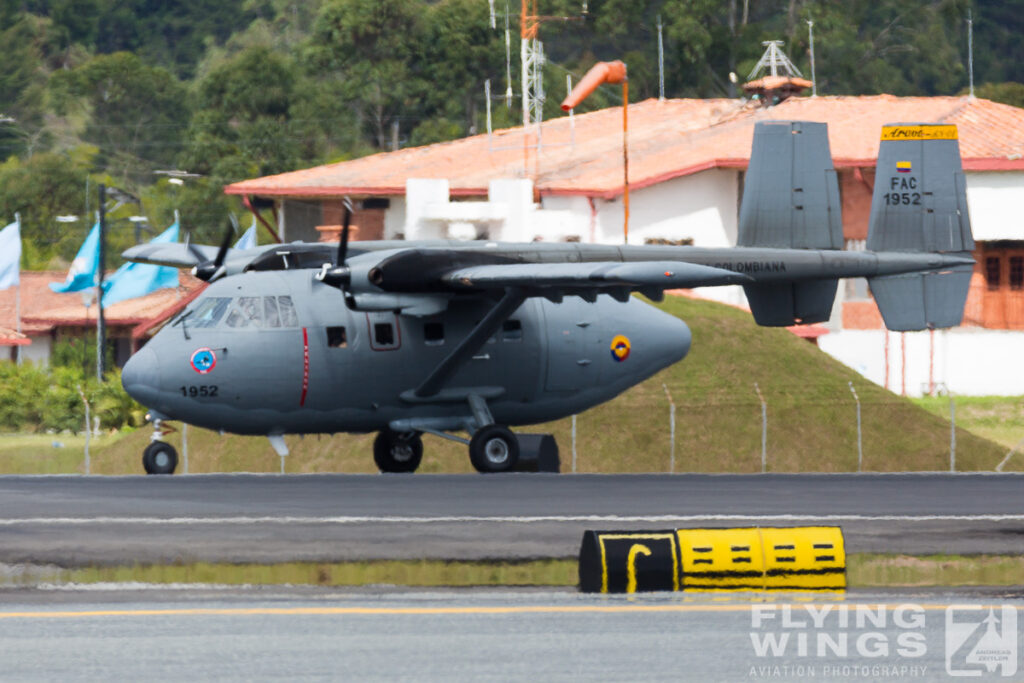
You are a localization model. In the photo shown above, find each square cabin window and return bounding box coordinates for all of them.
[502,319,523,342]
[374,322,395,347]
[424,322,444,345]
[327,326,347,348]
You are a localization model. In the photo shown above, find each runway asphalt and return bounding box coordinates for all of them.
[0,588,1021,681]
[0,473,1023,564]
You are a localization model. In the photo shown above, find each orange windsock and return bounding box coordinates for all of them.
[561,60,627,111]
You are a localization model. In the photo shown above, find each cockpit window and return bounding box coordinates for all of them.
[277,296,298,327]
[190,297,231,328]
[264,296,281,328]
[226,296,263,328]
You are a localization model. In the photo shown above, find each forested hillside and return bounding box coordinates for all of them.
[1,0,1021,265]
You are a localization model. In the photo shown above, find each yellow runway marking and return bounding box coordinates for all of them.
[0,603,1019,620]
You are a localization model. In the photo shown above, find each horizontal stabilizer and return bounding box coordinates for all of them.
[868,265,973,331]
[743,279,838,326]
[738,121,842,250]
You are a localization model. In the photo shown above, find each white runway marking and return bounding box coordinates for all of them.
[0,514,1023,525]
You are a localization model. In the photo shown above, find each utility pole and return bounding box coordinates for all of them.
[96,184,106,382]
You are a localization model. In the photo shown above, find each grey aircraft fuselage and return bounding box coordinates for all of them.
[124,266,691,436]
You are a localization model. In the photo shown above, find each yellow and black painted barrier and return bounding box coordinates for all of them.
[578,526,845,593]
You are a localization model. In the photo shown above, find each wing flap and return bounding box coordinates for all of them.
[441,261,751,290]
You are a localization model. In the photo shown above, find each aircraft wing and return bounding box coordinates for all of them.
[122,242,219,268]
[442,261,751,290]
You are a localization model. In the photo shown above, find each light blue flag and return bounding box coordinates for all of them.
[50,222,100,293]
[234,219,257,250]
[102,222,180,307]
[0,220,20,290]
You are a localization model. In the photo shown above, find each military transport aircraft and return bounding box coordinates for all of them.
[121,120,975,474]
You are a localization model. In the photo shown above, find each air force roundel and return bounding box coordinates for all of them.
[610,334,631,362]
[190,347,217,374]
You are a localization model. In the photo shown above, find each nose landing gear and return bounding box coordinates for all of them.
[373,429,424,473]
[143,417,179,475]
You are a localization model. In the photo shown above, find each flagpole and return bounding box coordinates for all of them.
[96,186,106,382]
[14,212,21,365]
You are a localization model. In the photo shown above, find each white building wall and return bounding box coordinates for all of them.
[965,172,1024,241]
[819,328,1024,397]
[21,335,51,366]
[383,196,406,239]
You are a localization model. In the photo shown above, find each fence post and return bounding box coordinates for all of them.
[848,381,863,472]
[662,384,676,473]
[949,393,956,473]
[754,382,767,473]
[182,423,189,474]
[571,414,577,473]
[76,385,90,475]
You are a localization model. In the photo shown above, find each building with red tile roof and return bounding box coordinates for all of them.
[0,271,205,365]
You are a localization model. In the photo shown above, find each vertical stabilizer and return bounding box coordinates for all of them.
[866,124,975,330]
[738,120,842,250]
[739,120,842,325]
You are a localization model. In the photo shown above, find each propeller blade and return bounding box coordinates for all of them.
[338,197,353,266]
[213,222,234,269]
[184,231,205,265]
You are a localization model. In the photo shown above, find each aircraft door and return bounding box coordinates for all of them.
[542,297,603,392]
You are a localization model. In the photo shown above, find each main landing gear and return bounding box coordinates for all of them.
[143,416,178,475]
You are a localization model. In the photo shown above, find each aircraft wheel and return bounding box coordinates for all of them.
[143,442,178,475]
[373,430,423,473]
[469,425,519,474]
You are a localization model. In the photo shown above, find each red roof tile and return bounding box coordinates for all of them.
[225,95,1024,201]
[0,271,204,335]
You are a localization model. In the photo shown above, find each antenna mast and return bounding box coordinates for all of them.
[748,40,804,80]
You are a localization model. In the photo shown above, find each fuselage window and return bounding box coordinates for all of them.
[190,297,231,328]
[226,296,263,328]
[264,296,281,328]
[278,296,298,327]
[502,319,522,341]
[327,326,347,348]
[424,322,444,345]
[374,323,395,346]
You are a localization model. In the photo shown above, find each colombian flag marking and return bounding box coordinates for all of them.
[610,335,631,362]
[896,161,912,173]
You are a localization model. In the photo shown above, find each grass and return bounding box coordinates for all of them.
[0,432,132,474]
[1,295,1009,474]
[912,395,1024,462]
[7,555,1024,589]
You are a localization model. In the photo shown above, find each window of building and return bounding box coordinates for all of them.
[502,319,523,341]
[327,326,347,348]
[424,322,444,345]
[374,323,395,347]
[986,257,1002,291]
[1010,257,1023,291]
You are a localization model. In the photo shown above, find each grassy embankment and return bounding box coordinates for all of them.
[1,295,1010,474]
[6,555,1023,589]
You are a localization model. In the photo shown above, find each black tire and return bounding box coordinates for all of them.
[143,442,178,475]
[469,425,519,473]
[373,430,423,473]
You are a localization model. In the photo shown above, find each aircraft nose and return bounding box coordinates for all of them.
[122,346,159,402]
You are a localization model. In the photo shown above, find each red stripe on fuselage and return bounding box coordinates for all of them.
[300,327,310,406]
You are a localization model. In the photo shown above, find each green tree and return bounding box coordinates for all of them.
[49,52,190,183]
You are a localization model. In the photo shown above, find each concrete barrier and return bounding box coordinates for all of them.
[579,526,845,593]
